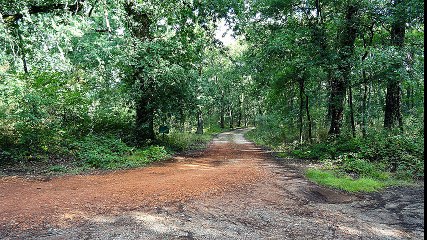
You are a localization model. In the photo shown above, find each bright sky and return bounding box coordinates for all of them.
[215,19,237,46]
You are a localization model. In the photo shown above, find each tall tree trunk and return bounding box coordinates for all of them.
[220,90,225,129]
[220,109,225,129]
[299,80,304,144]
[179,108,186,132]
[196,110,204,134]
[135,77,155,142]
[305,94,313,143]
[384,79,403,130]
[361,23,374,138]
[384,0,405,131]
[229,106,233,129]
[238,94,243,128]
[196,65,204,134]
[362,82,369,138]
[328,4,358,136]
[315,0,322,22]
[14,23,29,74]
[125,2,155,142]
[348,85,356,137]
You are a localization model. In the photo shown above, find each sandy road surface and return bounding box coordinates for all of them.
[0,129,424,239]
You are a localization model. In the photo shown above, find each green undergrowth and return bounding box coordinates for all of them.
[246,127,423,193]
[306,169,386,192]
[1,129,220,175]
[64,131,215,173]
[73,135,171,170]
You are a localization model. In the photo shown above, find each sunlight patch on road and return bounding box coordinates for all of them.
[178,164,214,171]
[368,225,408,238]
[131,212,176,234]
[338,225,363,235]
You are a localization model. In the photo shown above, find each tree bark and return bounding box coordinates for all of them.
[229,106,233,129]
[361,23,375,138]
[384,79,403,130]
[136,96,155,141]
[348,85,356,137]
[220,90,225,129]
[328,4,358,136]
[305,94,313,143]
[238,94,243,128]
[2,1,85,23]
[196,110,204,134]
[384,0,405,131]
[362,82,369,138]
[299,80,304,144]
[12,22,29,73]
[125,2,155,142]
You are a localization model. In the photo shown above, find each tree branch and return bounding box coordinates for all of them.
[2,1,85,23]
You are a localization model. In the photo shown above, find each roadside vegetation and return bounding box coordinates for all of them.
[247,127,423,192]
[1,128,219,176]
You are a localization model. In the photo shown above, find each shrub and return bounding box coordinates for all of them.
[360,134,424,179]
[247,127,424,181]
[340,154,390,180]
[72,135,134,169]
[71,135,171,170]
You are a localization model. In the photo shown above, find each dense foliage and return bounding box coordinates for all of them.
[0,0,248,173]
[0,0,424,183]
[242,0,424,184]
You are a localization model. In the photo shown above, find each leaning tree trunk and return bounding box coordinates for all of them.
[328,4,358,136]
[384,0,406,131]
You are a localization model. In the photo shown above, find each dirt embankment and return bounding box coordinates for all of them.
[0,129,424,239]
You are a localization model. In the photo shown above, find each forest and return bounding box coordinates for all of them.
[0,0,424,186]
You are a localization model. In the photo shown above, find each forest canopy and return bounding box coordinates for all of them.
[0,0,424,180]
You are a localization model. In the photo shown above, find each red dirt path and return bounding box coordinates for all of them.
[0,132,269,231]
[0,129,423,239]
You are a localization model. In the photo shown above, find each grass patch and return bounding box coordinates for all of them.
[306,169,386,193]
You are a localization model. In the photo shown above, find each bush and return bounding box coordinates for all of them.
[291,137,362,160]
[290,133,424,181]
[122,146,170,168]
[72,135,134,169]
[247,126,424,181]
[340,154,390,180]
[360,134,424,179]
[72,135,170,169]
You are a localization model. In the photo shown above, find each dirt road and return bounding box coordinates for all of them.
[0,129,424,239]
